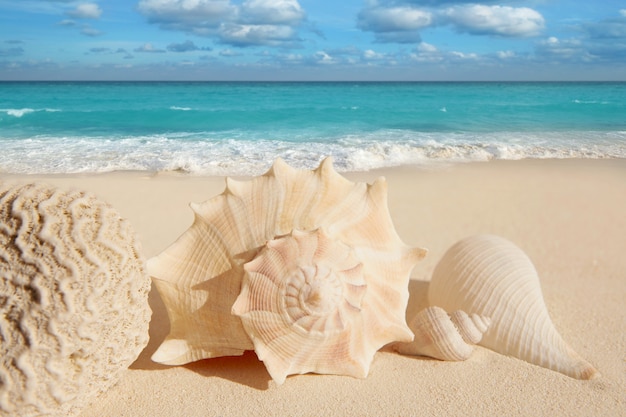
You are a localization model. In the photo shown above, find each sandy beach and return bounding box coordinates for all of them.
[2,158,625,416]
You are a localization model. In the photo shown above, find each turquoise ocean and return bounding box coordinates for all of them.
[1,82,625,175]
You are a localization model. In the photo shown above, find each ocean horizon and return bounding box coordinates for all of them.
[1,81,625,175]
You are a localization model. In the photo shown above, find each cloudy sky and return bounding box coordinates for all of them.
[1,0,625,80]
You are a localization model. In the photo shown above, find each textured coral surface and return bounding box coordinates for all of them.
[0,183,151,417]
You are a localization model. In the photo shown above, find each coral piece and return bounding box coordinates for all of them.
[0,183,151,417]
[429,234,598,379]
[149,158,426,384]
[394,306,490,361]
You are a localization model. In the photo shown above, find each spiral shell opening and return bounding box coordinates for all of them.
[394,306,490,361]
[232,229,371,383]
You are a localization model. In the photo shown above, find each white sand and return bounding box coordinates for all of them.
[2,159,624,416]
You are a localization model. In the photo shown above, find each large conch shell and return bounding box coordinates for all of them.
[393,306,491,361]
[149,158,426,384]
[429,234,598,379]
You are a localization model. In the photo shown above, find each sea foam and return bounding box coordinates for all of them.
[1,108,61,117]
[0,131,624,175]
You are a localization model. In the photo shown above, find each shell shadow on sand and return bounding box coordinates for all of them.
[135,277,434,390]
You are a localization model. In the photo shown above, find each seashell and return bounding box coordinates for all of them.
[393,306,491,361]
[148,157,426,384]
[232,228,370,384]
[0,183,151,417]
[428,234,598,379]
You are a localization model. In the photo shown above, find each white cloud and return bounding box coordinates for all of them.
[410,42,486,64]
[545,36,559,45]
[535,36,585,60]
[357,5,432,43]
[417,42,437,53]
[138,0,236,27]
[66,3,102,19]
[281,53,304,62]
[313,51,334,64]
[218,23,297,47]
[450,50,478,59]
[358,6,432,32]
[240,0,304,25]
[357,3,543,44]
[167,40,211,52]
[363,49,384,60]
[137,0,306,48]
[410,42,443,63]
[443,5,544,37]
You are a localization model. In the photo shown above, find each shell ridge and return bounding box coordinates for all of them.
[231,173,283,247]
[394,306,489,361]
[362,289,413,346]
[223,192,258,254]
[272,165,325,233]
[313,183,370,240]
[192,192,257,257]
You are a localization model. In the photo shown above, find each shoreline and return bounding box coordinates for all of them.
[2,158,625,416]
[1,155,624,177]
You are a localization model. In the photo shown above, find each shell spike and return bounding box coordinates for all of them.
[315,156,335,177]
[368,177,388,199]
[407,246,428,265]
[225,177,247,197]
[151,338,193,365]
[189,201,201,214]
[317,155,335,169]
[315,157,355,193]
[266,157,295,178]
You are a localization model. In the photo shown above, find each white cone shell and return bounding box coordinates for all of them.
[429,234,598,380]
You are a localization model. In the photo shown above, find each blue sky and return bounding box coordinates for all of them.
[1,0,625,80]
